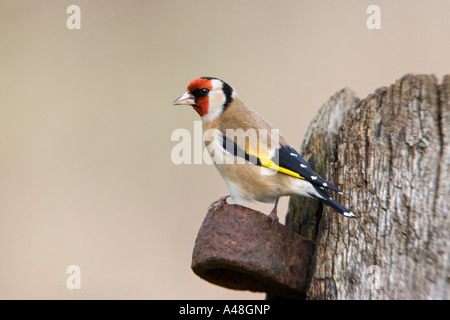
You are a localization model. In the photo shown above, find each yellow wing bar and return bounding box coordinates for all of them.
[257,156,305,180]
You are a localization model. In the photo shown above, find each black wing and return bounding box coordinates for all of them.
[275,145,343,194]
[220,132,342,194]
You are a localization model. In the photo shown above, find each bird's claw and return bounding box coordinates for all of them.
[208,195,230,214]
[268,211,279,224]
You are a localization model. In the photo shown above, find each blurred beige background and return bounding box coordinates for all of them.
[0,0,449,299]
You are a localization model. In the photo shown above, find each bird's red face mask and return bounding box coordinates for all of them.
[173,78,212,117]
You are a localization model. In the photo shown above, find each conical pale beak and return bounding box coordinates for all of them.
[173,91,195,106]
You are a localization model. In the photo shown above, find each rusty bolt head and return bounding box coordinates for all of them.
[191,203,315,299]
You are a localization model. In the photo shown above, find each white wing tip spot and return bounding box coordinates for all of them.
[343,212,357,218]
[300,164,307,168]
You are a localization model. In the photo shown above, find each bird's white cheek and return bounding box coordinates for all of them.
[202,92,226,122]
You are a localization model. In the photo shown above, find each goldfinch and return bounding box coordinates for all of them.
[173,77,355,222]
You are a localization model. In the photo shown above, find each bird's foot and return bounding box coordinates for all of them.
[268,198,280,224]
[269,209,279,224]
[208,195,230,214]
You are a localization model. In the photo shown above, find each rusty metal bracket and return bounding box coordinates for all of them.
[191,203,315,299]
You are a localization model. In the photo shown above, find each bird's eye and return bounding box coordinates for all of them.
[192,88,210,98]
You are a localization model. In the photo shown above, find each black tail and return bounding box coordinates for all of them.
[311,185,357,218]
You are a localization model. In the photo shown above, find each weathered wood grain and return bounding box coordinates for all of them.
[286,74,449,299]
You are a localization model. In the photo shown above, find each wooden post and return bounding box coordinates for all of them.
[286,74,449,299]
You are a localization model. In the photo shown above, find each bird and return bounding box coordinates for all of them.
[173,77,355,223]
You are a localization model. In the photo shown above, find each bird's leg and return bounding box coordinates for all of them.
[208,194,230,213]
[269,198,280,224]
